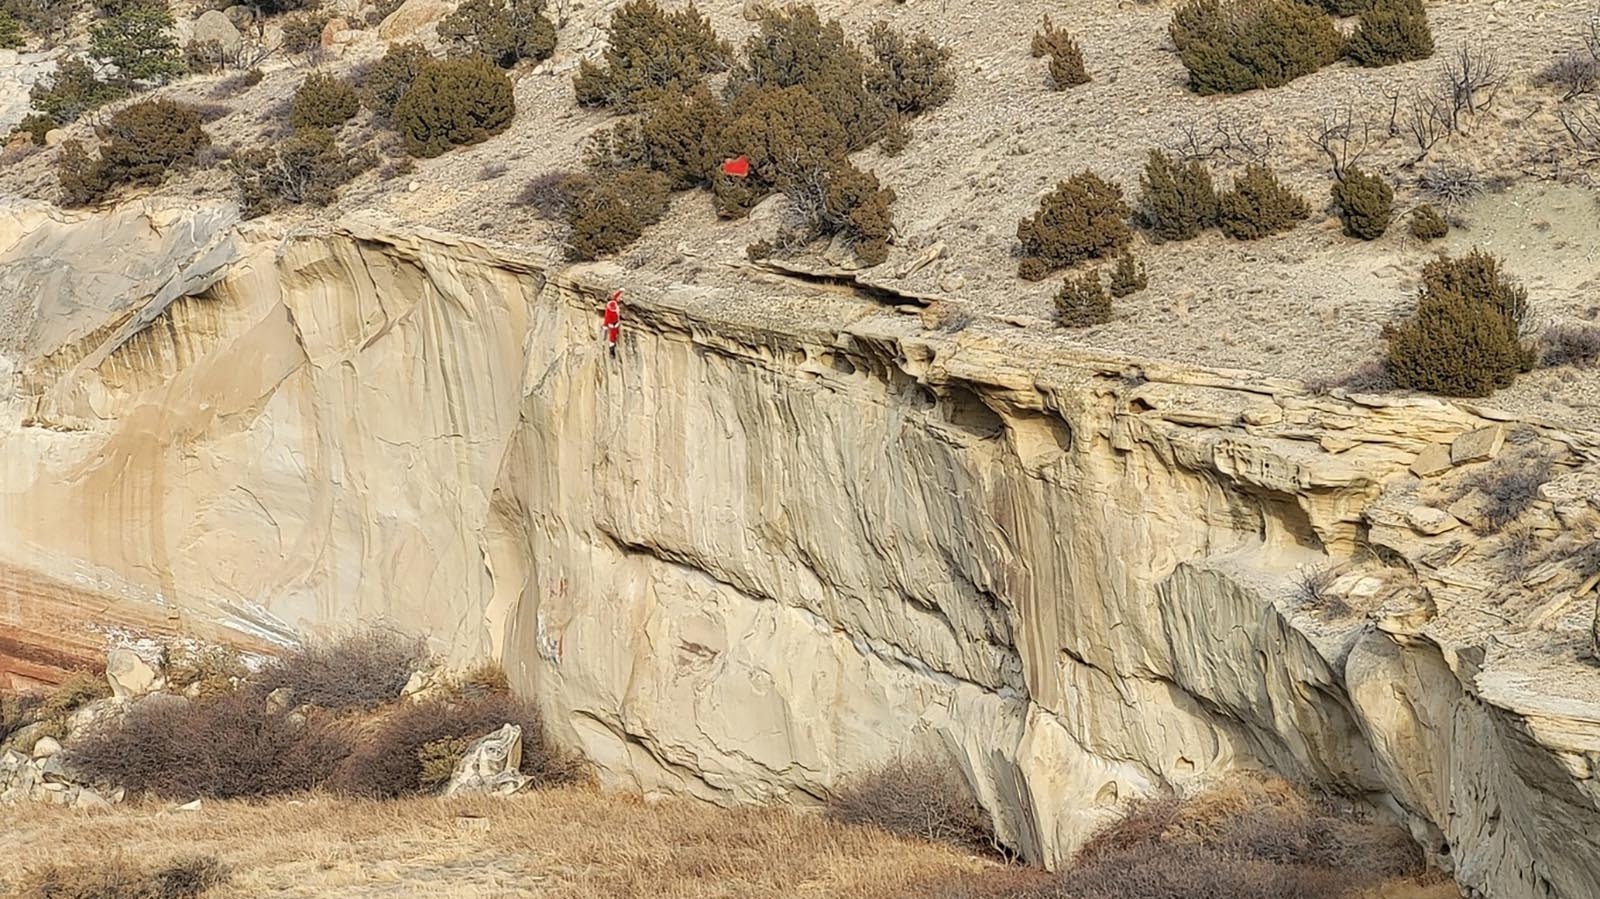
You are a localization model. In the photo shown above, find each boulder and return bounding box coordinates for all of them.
[106,648,160,700]
[73,787,112,809]
[30,736,61,759]
[442,724,531,797]
[320,16,350,48]
[1451,425,1505,466]
[193,10,244,57]
[1409,444,1452,478]
[222,4,255,30]
[43,128,66,147]
[378,0,459,40]
[1406,506,1458,536]
[2,720,54,754]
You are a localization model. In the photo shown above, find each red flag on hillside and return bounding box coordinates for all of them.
[720,155,751,178]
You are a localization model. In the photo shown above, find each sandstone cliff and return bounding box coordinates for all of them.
[4,199,1600,899]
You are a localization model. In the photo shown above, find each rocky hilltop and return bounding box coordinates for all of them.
[2,198,1599,898]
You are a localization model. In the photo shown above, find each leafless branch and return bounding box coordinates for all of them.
[1312,107,1371,179]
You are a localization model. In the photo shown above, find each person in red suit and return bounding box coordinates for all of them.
[602,290,622,356]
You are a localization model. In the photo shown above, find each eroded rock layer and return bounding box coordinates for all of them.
[4,201,1600,899]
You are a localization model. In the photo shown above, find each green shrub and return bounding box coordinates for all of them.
[233,128,376,218]
[56,138,109,206]
[30,58,126,123]
[865,22,954,114]
[563,167,672,260]
[417,735,473,791]
[8,0,72,45]
[89,4,185,84]
[1316,0,1371,13]
[1217,162,1308,239]
[1170,0,1343,94]
[360,41,431,119]
[713,83,844,216]
[1385,250,1533,396]
[1016,171,1131,280]
[0,9,22,47]
[97,98,210,187]
[1410,203,1447,239]
[393,56,514,157]
[1109,250,1149,297]
[1345,0,1432,67]
[254,0,321,14]
[280,12,329,54]
[13,112,55,144]
[438,0,554,69]
[1031,15,1088,89]
[290,72,359,130]
[572,0,730,112]
[1056,271,1112,327]
[185,38,227,74]
[1331,166,1393,240]
[788,158,894,266]
[93,0,166,17]
[610,83,727,190]
[727,5,883,151]
[1137,149,1218,241]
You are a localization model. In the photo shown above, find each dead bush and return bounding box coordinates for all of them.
[1331,166,1393,240]
[1462,455,1554,533]
[67,688,353,799]
[280,12,328,54]
[1016,171,1131,280]
[517,168,584,220]
[1031,15,1088,89]
[1417,162,1483,209]
[826,757,995,854]
[289,72,359,131]
[866,22,954,114]
[1217,162,1308,239]
[18,855,228,899]
[211,68,264,98]
[253,627,426,711]
[1539,51,1600,101]
[1056,271,1113,327]
[417,734,474,790]
[1291,564,1349,615]
[572,0,730,112]
[1169,0,1344,95]
[1542,323,1600,368]
[437,0,555,69]
[1108,251,1148,298]
[1137,149,1217,241]
[328,692,578,797]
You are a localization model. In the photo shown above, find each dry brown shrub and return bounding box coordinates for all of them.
[17,854,227,899]
[253,627,427,711]
[826,757,996,855]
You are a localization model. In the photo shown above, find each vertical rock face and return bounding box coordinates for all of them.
[5,204,1600,898]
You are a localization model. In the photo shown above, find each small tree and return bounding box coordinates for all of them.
[438,0,555,69]
[1345,0,1432,67]
[393,57,515,157]
[290,73,360,131]
[1109,250,1149,297]
[727,6,883,151]
[713,83,845,215]
[783,158,895,266]
[1421,249,1529,336]
[1031,16,1088,89]
[1331,166,1393,240]
[360,41,431,120]
[1409,203,1447,240]
[1137,149,1218,241]
[865,22,954,116]
[96,98,210,187]
[29,58,126,123]
[1056,271,1112,327]
[1170,0,1344,94]
[633,83,727,189]
[89,4,185,85]
[563,168,672,260]
[572,0,730,112]
[1217,163,1309,239]
[1016,171,1131,280]
[1385,250,1533,396]
[56,139,109,206]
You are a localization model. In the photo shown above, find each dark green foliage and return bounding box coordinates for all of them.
[807,158,895,265]
[1331,166,1393,239]
[591,83,727,190]
[289,72,359,130]
[13,112,55,144]
[1385,250,1533,396]
[253,0,321,14]
[1016,171,1131,280]
[280,12,329,54]
[563,168,672,260]
[727,5,883,151]
[713,83,844,216]
[865,22,954,114]
[92,0,164,17]
[30,58,126,123]
[89,4,185,85]
[1056,271,1112,327]
[1317,0,1371,12]
[56,139,109,206]
[1031,15,1088,89]
[1345,0,1432,67]
[1410,203,1447,239]
[1137,149,1218,241]
[1109,251,1148,298]
[438,0,555,69]
[0,9,22,47]
[233,128,376,217]
[7,0,73,46]
[1217,162,1309,239]
[97,98,209,187]
[1169,0,1343,94]
[360,41,431,119]
[572,0,730,112]
[393,57,514,157]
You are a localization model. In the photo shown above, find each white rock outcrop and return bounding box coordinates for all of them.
[442,724,531,797]
[3,202,1600,898]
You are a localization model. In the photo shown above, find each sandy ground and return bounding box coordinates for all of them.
[3,0,1600,420]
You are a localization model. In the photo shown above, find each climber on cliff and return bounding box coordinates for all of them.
[601,289,622,357]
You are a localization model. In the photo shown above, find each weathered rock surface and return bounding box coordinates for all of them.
[4,202,1600,898]
[443,724,531,796]
[106,648,159,700]
[192,10,244,56]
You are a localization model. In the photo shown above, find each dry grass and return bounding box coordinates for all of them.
[0,788,1001,899]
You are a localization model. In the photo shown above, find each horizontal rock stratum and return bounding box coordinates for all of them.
[4,199,1600,899]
